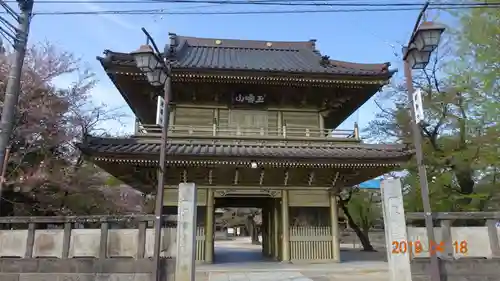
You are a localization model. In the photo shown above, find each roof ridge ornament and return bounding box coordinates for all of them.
[165,33,178,60]
[309,39,317,49]
[320,55,331,67]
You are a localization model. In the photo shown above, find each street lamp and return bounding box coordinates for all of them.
[403,46,431,70]
[403,21,445,70]
[131,30,172,281]
[412,21,446,52]
[403,10,446,281]
[131,45,168,87]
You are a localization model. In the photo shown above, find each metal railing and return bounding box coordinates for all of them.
[136,124,359,140]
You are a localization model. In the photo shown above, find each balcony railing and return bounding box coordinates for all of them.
[135,123,360,140]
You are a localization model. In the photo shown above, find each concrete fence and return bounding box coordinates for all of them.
[1,212,500,281]
[0,215,206,260]
[341,212,500,260]
[406,212,500,281]
[405,212,500,259]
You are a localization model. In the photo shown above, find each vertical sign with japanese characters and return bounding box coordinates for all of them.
[381,179,412,281]
[175,183,197,281]
[232,92,266,106]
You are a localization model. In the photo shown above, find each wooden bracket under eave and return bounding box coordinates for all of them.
[182,168,188,183]
[327,171,340,192]
[259,168,265,186]
[208,168,213,185]
[233,168,239,185]
[308,170,315,186]
[283,169,289,186]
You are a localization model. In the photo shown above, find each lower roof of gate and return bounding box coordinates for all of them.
[77,136,413,165]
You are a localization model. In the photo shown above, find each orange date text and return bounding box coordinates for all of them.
[391,240,468,254]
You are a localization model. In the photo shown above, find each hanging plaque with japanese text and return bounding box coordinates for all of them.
[231,92,266,106]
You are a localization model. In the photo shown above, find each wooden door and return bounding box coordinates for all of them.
[230,110,268,135]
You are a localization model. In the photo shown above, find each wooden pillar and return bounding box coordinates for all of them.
[169,107,175,126]
[281,190,290,262]
[273,199,280,259]
[261,205,267,255]
[277,111,283,135]
[269,204,274,258]
[204,188,214,263]
[329,193,341,262]
[267,206,272,256]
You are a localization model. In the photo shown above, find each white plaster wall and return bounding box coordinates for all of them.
[0,227,182,258]
[108,229,139,258]
[452,227,491,258]
[406,227,444,258]
[69,229,100,257]
[145,227,177,258]
[0,230,28,257]
[407,226,497,259]
[1,225,497,259]
[33,229,64,258]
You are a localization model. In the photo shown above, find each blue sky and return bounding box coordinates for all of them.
[22,0,446,135]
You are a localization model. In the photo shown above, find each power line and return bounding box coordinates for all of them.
[2,0,435,3]
[3,0,498,6]
[2,0,498,16]
[21,3,500,16]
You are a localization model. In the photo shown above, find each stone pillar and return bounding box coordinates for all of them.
[204,188,214,263]
[273,199,280,259]
[381,179,412,281]
[281,190,291,262]
[175,183,197,281]
[329,192,341,262]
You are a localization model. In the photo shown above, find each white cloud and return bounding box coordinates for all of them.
[77,0,137,31]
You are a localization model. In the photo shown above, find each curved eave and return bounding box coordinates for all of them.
[97,55,394,125]
[77,139,414,169]
[97,53,395,83]
[87,157,409,169]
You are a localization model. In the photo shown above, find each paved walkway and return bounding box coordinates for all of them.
[200,237,389,281]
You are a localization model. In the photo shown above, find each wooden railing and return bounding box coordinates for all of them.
[0,215,206,261]
[289,226,335,261]
[136,124,360,140]
[405,212,500,259]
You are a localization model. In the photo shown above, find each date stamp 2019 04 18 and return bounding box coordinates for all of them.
[391,240,468,254]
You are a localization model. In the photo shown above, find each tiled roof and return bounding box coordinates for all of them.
[78,137,412,161]
[100,34,392,77]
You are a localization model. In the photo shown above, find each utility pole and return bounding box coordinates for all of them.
[0,0,35,213]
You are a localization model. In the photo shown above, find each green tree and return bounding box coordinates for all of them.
[366,5,500,212]
[338,187,381,251]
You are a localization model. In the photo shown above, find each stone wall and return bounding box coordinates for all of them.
[0,258,209,281]
[411,258,500,281]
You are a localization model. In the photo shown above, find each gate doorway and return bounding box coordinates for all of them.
[212,197,275,264]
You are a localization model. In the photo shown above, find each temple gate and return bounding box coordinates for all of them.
[78,34,413,263]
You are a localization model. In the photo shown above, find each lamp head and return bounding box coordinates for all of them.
[412,21,446,53]
[130,45,160,73]
[403,45,431,70]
